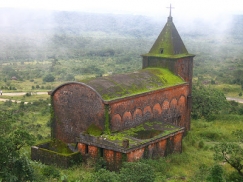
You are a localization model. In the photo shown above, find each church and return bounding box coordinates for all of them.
[32,7,194,170]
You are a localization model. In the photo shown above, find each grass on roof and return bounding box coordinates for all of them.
[99,67,185,101]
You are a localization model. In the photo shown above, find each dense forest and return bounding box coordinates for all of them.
[0,8,243,181]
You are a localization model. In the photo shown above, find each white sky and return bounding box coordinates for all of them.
[1,0,243,17]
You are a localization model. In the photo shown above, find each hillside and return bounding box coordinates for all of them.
[0,8,243,92]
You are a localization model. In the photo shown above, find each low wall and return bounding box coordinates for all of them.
[31,142,82,168]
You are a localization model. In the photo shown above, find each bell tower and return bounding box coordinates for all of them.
[142,5,195,129]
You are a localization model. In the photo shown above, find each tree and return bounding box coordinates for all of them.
[192,84,229,120]
[214,143,243,178]
[43,74,55,82]
[64,73,75,81]
[0,110,35,181]
[207,164,225,182]
[214,130,243,179]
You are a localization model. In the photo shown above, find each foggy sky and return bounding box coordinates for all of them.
[0,0,242,62]
[1,0,242,40]
[1,0,243,18]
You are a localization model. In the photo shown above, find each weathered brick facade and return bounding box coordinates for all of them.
[52,83,105,143]
[51,83,190,142]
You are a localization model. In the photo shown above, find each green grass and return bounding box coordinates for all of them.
[25,115,242,181]
[212,84,242,97]
[0,94,50,102]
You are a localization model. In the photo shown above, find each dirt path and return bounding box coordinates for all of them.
[0,92,48,104]
[226,97,243,104]
[1,92,47,96]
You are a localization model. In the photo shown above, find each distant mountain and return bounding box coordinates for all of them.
[0,8,162,36]
[0,8,242,61]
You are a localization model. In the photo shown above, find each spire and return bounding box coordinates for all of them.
[144,4,189,58]
[167,4,174,22]
[167,4,174,17]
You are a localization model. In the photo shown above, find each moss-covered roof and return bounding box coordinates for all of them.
[83,67,185,101]
[145,17,189,58]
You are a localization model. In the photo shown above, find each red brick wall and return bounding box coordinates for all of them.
[77,143,87,155]
[52,83,105,143]
[142,56,193,89]
[173,132,183,152]
[104,149,123,170]
[175,57,193,95]
[127,148,145,162]
[88,145,99,159]
[109,84,189,132]
[126,131,183,162]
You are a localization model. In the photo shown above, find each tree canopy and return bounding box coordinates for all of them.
[192,84,229,120]
[0,110,35,181]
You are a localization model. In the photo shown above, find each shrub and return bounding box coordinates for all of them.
[90,168,119,182]
[94,158,107,172]
[227,171,243,182]
[191,164,210,181]
[119,162,155,182]
[207,164,225,182]
[198,140,205,149]
[192,84,229,120]
[25,92,31,97]
[41,165,60,178]
[64,73,75,81]
[43,74,55,82]
[199,130,222,141]
[239,107,243,115]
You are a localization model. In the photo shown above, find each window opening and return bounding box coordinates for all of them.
[85,145,88,154]
[100,148,104,157]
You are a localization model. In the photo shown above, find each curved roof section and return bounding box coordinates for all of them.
[50,81,103,100]
[143,17,192,58]
[83,68,185,101]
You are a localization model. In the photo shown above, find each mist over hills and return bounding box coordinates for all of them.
[0,8,242,61]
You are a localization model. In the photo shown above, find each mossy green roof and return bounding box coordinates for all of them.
[83,67,185,101]
[145,17,189,58]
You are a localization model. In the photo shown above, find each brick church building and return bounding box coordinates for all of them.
[32,8,194,169]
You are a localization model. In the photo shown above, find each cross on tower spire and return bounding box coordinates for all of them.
[167,4,174,17]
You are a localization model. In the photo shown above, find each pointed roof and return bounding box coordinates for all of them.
[143,5,193,58]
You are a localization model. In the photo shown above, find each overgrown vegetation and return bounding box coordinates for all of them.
[192,84,229,120]
[0,109,35,181]
[0,96,242,181]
